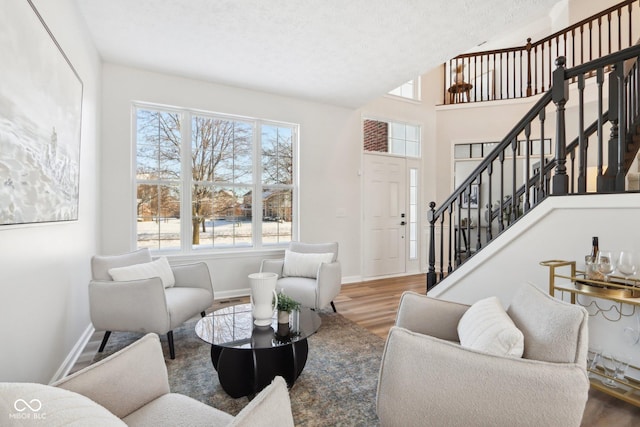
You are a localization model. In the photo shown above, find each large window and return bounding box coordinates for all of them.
[135,105,297,252]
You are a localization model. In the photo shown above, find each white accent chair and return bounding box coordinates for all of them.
[376,283,590,427]
[260,242,342,312]
[0,333,294,426]
[89,248,215,359]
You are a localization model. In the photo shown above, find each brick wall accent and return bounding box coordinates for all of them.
[363,119,388,152]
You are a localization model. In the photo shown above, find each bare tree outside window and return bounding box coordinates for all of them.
[261,125,293,243]
[136,110,182,249]
[191,116,252,246]
[135,106,296,251]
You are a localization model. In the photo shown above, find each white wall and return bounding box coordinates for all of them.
[100,64,363,293]
[430,193,640,358]
[435,96,546,205]
[358,68,441,274]
[0,0,101,383]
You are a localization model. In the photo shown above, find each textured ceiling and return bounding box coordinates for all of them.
[75,0,560,108]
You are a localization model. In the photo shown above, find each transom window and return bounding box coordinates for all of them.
[363,118,421,158]
[134,105,297,252]
[388,78,421,101]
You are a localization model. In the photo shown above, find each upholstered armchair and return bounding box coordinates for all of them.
[89,248,214,359]
[376,283,590,427]
[2,333,292,426]
[260,242,342,311]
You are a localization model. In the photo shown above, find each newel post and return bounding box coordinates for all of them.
[552,57,569,195]
[426,201,436,292]
[526,38,533,97]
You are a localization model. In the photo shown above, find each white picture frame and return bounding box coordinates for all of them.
[0,0,83,225]
[462,184,479,209]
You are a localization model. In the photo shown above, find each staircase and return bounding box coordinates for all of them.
[427,44,640,291]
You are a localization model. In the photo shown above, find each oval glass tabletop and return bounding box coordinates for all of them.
[195,303,321,350]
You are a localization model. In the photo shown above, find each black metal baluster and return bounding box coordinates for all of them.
[486,161,493,243]
[511,137,517,223]
[539,108,546,200]
[597,67,605,191]
[446,206,452,274]
[439,210,445,280]
[578,73,587,193]
[617,60,627,191]
[476,174,482,251]
[427,202,436,290]
[499,151,505,232]
[524,123,531,212]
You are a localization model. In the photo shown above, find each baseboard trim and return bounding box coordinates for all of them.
[341,275,362,284]
[49,323,95,384]
[215,288,250,300]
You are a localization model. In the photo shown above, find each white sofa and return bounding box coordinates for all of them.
[376,283,590,427]
[0,334,294,426]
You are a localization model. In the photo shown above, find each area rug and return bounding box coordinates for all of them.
[93,310,385,426]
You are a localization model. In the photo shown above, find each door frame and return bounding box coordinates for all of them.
[361,151,422,279]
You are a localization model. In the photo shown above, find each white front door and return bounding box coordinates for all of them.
[363,154,406,277]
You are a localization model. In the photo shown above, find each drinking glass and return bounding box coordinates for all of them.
[587,346,602,371]
[615,354,631,381]
[584,255,597,280]
[617,250,637,285]
[596,250,615,282]
[601,353,618,388]
[623,313,640,346]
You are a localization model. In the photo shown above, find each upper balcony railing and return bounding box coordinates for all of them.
[444,0,640,104]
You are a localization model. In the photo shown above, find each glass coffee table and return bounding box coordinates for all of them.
[195,303,321,398]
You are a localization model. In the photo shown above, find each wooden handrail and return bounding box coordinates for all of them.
[535,0,635,48]
[444,0,639,104]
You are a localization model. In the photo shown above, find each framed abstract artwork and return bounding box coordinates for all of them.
[0,0,83,225]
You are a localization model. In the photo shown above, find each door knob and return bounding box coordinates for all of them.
[400,221,406,226]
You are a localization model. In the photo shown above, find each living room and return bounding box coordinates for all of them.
[2,0,640,424]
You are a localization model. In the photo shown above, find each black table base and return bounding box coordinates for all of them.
[211,338,309,398]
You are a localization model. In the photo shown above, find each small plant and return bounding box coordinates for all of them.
[275,291,300,313]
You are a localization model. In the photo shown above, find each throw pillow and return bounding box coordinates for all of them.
[457,296,524,358]
[507,282,587,363]
[108,257,175,288]
[282,250,334,279]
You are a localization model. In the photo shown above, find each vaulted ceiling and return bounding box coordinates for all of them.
[75,0,561,108]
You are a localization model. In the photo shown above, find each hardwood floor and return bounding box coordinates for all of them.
[336,274,640,427]
[334,273,426,339]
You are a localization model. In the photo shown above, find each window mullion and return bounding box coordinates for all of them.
[181,111,192,252]
[254,121,263,249]
[292,126,299,242]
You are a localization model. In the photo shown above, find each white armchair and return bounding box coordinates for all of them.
[376,283,590,427]
[89,248,215,359]
[260,242,342,311]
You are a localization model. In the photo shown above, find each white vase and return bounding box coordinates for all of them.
[248,272,278,326]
